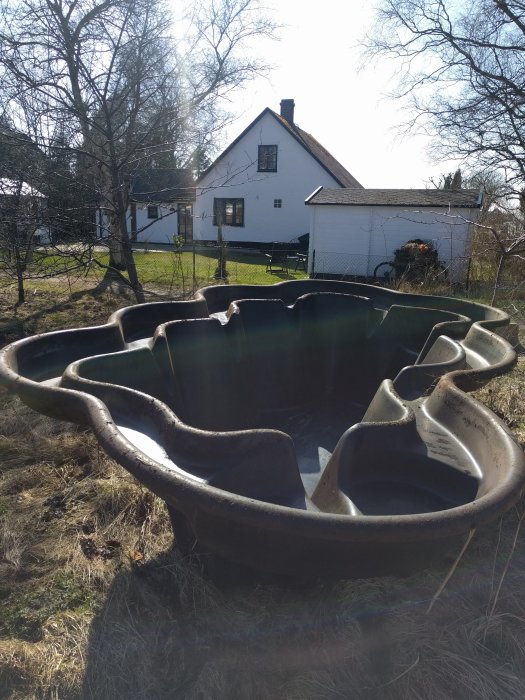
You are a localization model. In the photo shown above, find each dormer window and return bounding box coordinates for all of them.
[258,145,278,172]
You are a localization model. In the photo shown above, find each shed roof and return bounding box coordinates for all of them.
[305,187,482,208]
[198,108,363,189]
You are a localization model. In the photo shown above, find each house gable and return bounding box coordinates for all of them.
[194,102,362,245]
[198,109,362,189]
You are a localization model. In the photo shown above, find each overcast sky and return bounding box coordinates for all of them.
[218,0,460,189]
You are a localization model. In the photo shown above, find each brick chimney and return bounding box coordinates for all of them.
[280,99,295,125]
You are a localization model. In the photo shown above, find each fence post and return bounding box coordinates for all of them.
[192,240,196,291]
[465,256,471,294]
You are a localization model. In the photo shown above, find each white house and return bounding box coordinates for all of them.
[305,187,483,281]
[194,99,363,246]
[128,169,195,245]
[97,169,195,246]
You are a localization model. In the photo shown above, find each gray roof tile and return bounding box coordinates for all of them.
[270,111,363,188]
[306,188,482,207]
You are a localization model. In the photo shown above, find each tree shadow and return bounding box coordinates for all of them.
[80,547,403,700]
[79,504,525,700]
[1,285,135,345]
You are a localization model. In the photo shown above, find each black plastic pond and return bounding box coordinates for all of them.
[1,280,523,579]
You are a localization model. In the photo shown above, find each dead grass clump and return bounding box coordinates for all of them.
[64,473,172,590]
[0,611,91,698]
[0,397,97,485]
[0,282,130,345]
[474,355,525,446]
[0,395,175,685]
[0,516,26,574]
[281,516,525,699]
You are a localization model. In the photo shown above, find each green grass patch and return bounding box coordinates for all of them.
[131,248,308,288]
[1,572,96,641]
[27,247,308,290]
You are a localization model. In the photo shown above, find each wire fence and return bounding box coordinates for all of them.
[309,250,475,283]
[130,244,309,294]
[309,249,524,295]
[2,242,524,308]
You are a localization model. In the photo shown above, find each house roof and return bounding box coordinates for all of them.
[198,108,363,188]
[131,169,195,203]
[305,187,483,208]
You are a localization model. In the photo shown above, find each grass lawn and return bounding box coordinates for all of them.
[0,282,524,698]
[26,246,308,293]
[130,248,308,288]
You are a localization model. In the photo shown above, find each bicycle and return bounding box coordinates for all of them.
[373,260,397,282]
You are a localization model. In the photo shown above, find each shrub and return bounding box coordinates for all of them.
[393,239,442,281]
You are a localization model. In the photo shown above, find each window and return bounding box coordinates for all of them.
[147,205,158,219]
[274,199,282,208]
[213,198,244,227]
[258,145,278,172]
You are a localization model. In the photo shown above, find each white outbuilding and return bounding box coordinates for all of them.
[305,187,483,281]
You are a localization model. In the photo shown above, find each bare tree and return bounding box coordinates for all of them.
[364,1,525,301]
[0,179,44,304]
[364,1,525,190]
[0,0,275,302]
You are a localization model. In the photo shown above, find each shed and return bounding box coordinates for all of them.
[305,187,483,281]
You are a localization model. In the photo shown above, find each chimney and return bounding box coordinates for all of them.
[280,99,295,125]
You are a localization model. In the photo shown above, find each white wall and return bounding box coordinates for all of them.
[34,225,51,244]
[132,205,180,245]
[195,111,346,245]
[308,204,478,280]
[97,206,181,246]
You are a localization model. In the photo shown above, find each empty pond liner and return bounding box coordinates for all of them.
[1,280,524,579]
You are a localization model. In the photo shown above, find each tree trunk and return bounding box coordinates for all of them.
[15,249,25,304]
[130,202,137,242]
[112,178,145,304]
[108,213,127,270]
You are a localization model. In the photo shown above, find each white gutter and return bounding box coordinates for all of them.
[305,185,323,205]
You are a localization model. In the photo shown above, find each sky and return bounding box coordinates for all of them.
[218,0,459,189]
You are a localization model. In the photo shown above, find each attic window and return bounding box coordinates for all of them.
[147,205,158,219]
[258,145,278,172]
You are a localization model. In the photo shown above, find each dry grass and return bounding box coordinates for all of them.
[0,282,524,699]
[474,358,525,447]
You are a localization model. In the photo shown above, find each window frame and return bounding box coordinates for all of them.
[213,198,244,227]
[147,204,159,219]
[258,145,278,173]
[273,198,282,208]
